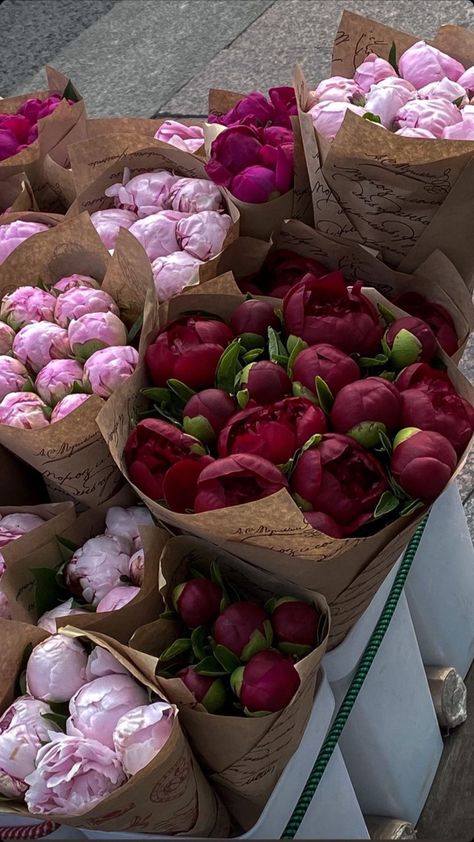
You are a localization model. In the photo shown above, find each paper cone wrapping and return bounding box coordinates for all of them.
[0,67,85,211]
[0,622,229,837]
[0,487,167,641]
[41,106,89,212]
[0,501,75,571]
[85,116,206,155]
[0,446,48,506]
[296,12,474,289]
[128,533,329,830]
[97,272,474,645]
[207,88,313,239]
[0,174,38,214]
[0,213,154,507]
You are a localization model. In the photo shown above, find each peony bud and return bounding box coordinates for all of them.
[214,602,273,661]
[105,505,153,552]
[394,98,462,137]
[229,300,279,338]
[52,274,99,294]
[239,360,291,405]
[0,392,49,429]
[50,393,91,422]
[113,701,176,775]
[64,534,131,606]
[0,512,45,546]
[458,65,474,92]
[0,696,61,799]
[151,251,203,302]
[417,77,467,103]
[173,577,224,628]
[83,345,138,397]
[167,177,223,213]
[129,210,188,261]
[311,75,365,102]
[0,221,49,266]
[231,649,300,714]
[354,53,398,91]
[90,208,138,250]
[183,389,236,442]
[13,322,71,373]
[0,355,30,400]
[177,667,226,713]
[85,647,129,681]
[385,316,438,367]
[176,211,232,260]
[0,286,56,330]
[96,585,140,612]
[330,377,402,445]
[308,101,365,140]
[35,359,84,406]
[37,598,89,633]
[363,77,416,127]
[67,674,148,749]
[0,323,15,355]
[391,428,457,502]
[442,116,474,140]
[398,41,465,88]
[105,169,178,217]
[292,344,360,397]
[68,312,127,361]
[154,120,204,153]
[269,597,320,656]
[26,635,88,703]
[129,548,145,586]
[146,315,233,389]
[54,287,119,328]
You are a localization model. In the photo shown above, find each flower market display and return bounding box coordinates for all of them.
[0,8,473,837]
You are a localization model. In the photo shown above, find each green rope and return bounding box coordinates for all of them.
[281,515,428,839]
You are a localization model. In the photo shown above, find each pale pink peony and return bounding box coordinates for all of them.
[105,168,178,218]
[417,77,467,104]
[85,647,129,681]
[54,287,119,328]
[0,323,15,355]
[52,274,99,294]
[0,221,49,266]
[129,210,188,261]
[83,345,139,398]
[113,702,176,776]
[308,100,366,140]
[458,66,474,92]
[363,77,416,126]
[442,116,474,139]
[0,512,45,547]
[26,635,88,703]
[96,585,140,612]
[167,177,224,213]
[0,392,49,429]
[13,322,71,373]
[68,312,127,361]
[0,695,60,798]
[395,126,437,138]
[25,733,125,815]
[154,120,205,153]
[50,393,92,423]
[37,598,89,633]
[67,674,148,749]
[353,53,398,92]
[394,97,462,137]
[310,75,365,103]
[90,208,138,250]
[0,286,56,329]
[64,534,131,605]
[176,210,231,260]
[129,549,145,586]
[105,505,153,552]
[35,359,84,406]
[152,251,203,301]
[398,41,465,88]
[0,355,30,400]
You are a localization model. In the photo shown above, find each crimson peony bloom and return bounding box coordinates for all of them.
[391,428,457,502]
[391,292,458,356]
[231,649,300,714]
[146,316,233,389]
[330,377,401,445]
[194,453,287,512]
[292,343,360,397]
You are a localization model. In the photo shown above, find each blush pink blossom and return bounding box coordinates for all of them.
[64,534,131,605]
[0,512,45,546]
[129,548,144,586]
[151,251,203,301]
[167,177,224,213]
[458,66,474,92]
[105,505,153,552]
[442,116,474,139]
[129,210,188,261]
[67,674,148,749]
[26,635,88,703]
[68,312,127,361]
[13,322,71,373]
[50,393,91,423]
[354,53,398,91]
[417,77,467,103]
[394,98,462,136]
[0,696,60,799]
[398,41,465,88]
[96,585,140,612]
[113,702,176,776]
[0,323,15,355]
[310,75,365,103]
[90,208,138,250]
[83,345,139,398]
[363,77,416,126]
[0,355,30,400]
[0,392,49,429]
[25,734,125,816]
[395,126,437,137]
[0,221,49,265]
[154,120,204,153]
[85,647,129,681]
[176,210,232,260]
[52,274,99,294]
[54,287,119,328]
[35,359,84,406]
[37,598,89,633]
[105,168,178,217]
[308,101,366,140]
[0,286,56,329]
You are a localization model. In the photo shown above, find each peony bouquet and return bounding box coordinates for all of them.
[0,94,75,164]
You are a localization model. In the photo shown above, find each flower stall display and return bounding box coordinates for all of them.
[0,622,229,836]
[129,533,328,829]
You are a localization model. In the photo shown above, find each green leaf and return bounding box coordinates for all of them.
[213,644,241,673]
[16,643,32,697]
[400,498,424,517]
[127,313,143,343]
[75,339,106,362]
[215,340,242,393]
[191,626,208,661]
[18,669,27,695]
[287,336,308,377]
[264,597,279,613]
[160,638,192,662]
[160,610,178,620]
[40,711,68,732]
[236,389,249,410]
[193,656,227,677]
[358,353,388,368]
[378,429,393,455]
[209,560,226,589]
[62,79,80,102]
[453,95,464,107]
[167,378,195,404]
[32,567,61,616]
[317,611,329,645]
[55,535,79,564]
[152,402,183,427]
[374,491,400,519]
[242,348,264,364]
[267,327,289,366]
[238,332,264,351]
[302,433,322,452]
[378,303,396,325]
[315,376,334,414]
[363,112,382,124]
[142,386,171,402]
[71,379,88,395]
[387,472,408,500]
[274,307,284,325]
[388,41,399,73]
[188,566,207,579]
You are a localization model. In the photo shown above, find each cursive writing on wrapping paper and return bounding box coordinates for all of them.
[332,28,389,73]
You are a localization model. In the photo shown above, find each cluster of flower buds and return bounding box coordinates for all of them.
[0,94,73,162]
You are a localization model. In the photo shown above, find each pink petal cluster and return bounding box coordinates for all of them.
[398,41,465,88]
[0,512,45,546]
[176,210,231,260]
[96,584,140,612]
[90,209,138,250]
[54,287,119,328]
[50,393,91,422]
[0,323,15,355]
[64,534,131,605]
[83,345,138,397]
[152,251,203,301]
[168,178,223,213]
[37,598,89,633]
[129,548,145,586]
[13,323,71,373]
[353,53,398,91]
[26,635,88,703]
[68,312,127,360]
[154,120,204,153]
[0,287,56,329]
[128,211,188,261]
[310,75,364,103]
[85,647,129,681]
[105,169,177,217]
[35,359,84,405]
[0,356,30,400]
[52,275,99,294]
[394,98,462,137]
[0,94,72,163]
[112,701,176,776]
[0,696,61,798]
[308,101,366,140]
[67,674,148,749]
[0,221,49,265]
[0,392,49,429]
[105,505,153,551]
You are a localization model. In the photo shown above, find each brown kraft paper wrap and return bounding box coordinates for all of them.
[97,272,474,646]
[0,174,38,214]
[0,501,75,575]
[85,116,205,154]
[0,492,167,643]
[296,12,474,288]
[207,87,313,239]
[0,621,229,837]
[0,446,48,506]
[128,533,329,830]
[0,67,85,211]
[41,107,89,212]
[0,213,154,507]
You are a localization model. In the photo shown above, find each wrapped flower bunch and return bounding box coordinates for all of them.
[0,274,139,429]
[90,168,232,301]
[0,635,176,816]
[308,40,474,140]
[124,273,474,538]
[0,95,74,163]
[36,505,153,631]
[0,512,46,619]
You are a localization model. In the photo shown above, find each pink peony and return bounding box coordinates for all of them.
[105,505,153,552]
[83,345,139,398]
[0,286,56,329]
[458,66,474,92]
[442,116,474,139]
[50,393,91,423]
[394,98,462,137]
[167,177,224,213]
[417,77,467,103]
[64,534,131,605]
[308,101,366,140]
[0,221,49,265]
[67,674,148,749]
[128,210,188,261]
[54,287,119,328]
[154,120,204,153]
[26,635,88,703]
[151,251,203,301]
[395,126,437,137]
[0,512,45,547]
[90,208,138,250]
[354,53,398,91]
[0,323,15,355]
[37,598,89,633]
[0,392,49,429]
[68,312,127,361]
[129,548,144,586]
[105,169,178,217]
[311,75,365,103]
[176,210,232,260]
[113,702,175,776]
[25,734,125,816]
[13,322,71,373]
[96,585,140,612]
[363,77,416,126]
[35,359,84,406]
[18,94,67,123]
[52,274,99,294]
[85,647,129,681]
[398,41,465,88]
[0,355,30,400]
[0,696,60,799]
